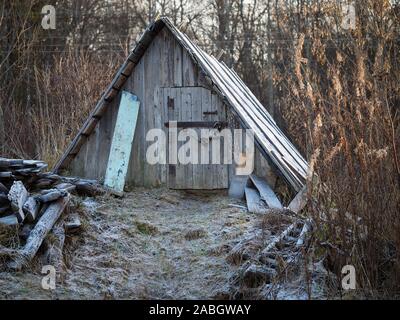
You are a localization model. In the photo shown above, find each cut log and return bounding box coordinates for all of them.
[245,187,269,214]
[8,181,28,221]
[23,196,40,222]
[8,194,70,270]
[0,158,23,167]
[0,214,18,226]
[37,190,67,203]
[55,183,76,193]
[75,182,106,197]
[33,178,54,189]
[249,174,283,209]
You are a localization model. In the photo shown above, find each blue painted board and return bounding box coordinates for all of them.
[104,91,140,192]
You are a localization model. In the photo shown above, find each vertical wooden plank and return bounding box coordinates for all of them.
[143,40,157,187]
[216,97,229,188]
[93,124,101,180]
[128,58,145,187]
[158,29,166,87]
[200,88,212,189]
[178,89,192,188]
[84,124,98,179]
[166,30,174,86]
[211,92,222,188]
[173,41,183,87]
[182,48,197,86]
[227,108,242,187]
[191,87,202,188]
[69,139,87,177]
[102,97,120,179]
[104,91,140,193]
[153,88,165,186]
[167,87,179,188]
[70,99,122,181]
[161,87,168,185]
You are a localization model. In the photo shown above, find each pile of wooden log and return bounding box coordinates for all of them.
[0,157,105,270]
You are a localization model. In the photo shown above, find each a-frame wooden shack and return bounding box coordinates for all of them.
[54,17,308,194]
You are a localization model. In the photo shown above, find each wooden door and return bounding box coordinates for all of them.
[163,87,229,189]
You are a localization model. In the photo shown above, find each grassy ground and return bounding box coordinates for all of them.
[0,188,259,299]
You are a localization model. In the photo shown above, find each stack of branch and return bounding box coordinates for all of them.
[226,214,313,298]
[0,157,106,270]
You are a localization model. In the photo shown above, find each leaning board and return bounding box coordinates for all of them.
[249,174,283,209]
[104,91,140,192]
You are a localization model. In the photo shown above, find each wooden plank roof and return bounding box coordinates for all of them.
[54,17,309,192]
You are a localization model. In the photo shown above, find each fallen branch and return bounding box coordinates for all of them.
[261,221,299,255]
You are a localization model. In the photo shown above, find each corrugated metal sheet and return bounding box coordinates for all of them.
[54,17,308,191]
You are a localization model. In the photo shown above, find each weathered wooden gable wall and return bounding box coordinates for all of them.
[124,27,212,187]
[68,28,209,186]
[67,27,276,188]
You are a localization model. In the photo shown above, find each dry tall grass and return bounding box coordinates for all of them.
[2,50,122,167]
[30,51,122,167]
[276,1,400,297]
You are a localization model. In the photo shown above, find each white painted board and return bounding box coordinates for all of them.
[104,91,140,193]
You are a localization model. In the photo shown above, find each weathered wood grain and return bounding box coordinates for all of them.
[8,181,28,221]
